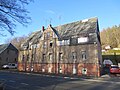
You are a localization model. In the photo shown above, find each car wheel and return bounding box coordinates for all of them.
[6,67,9,69]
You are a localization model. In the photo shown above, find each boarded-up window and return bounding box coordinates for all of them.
[78,37,88,43]
[82,51,87,60]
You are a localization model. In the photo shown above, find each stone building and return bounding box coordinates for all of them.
[0,43,18,68]
[18,17,102,77]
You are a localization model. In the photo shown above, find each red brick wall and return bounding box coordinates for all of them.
[77,63,100,77]
[18,63,101,77]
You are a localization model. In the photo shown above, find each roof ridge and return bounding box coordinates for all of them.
[0,43,10,54]
[54,17,98,29]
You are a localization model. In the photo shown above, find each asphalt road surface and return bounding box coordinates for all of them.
[0,71,120,90]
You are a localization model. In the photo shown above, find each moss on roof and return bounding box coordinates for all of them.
[23,30,42,46]
[56,17,98,39]
[22,17,98,47]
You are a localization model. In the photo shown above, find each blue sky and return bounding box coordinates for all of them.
[0,0,120,44]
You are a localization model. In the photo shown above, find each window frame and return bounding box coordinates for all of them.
[49,53,52,63]
[43,42,47,48]
[81,51,87,60]
[59,53,63,61]
[72,52,77,60]
[42,54,46,63]
[78,37,88,43]
[50,41,53,47]
[47,32,50,38]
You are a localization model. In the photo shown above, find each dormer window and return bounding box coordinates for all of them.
[70,38,77,45]
[64,40,70,45]
[78,37,88,43]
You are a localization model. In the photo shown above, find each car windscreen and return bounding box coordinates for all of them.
[111,66,119,68]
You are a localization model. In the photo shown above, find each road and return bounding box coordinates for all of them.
[0,71,120,90]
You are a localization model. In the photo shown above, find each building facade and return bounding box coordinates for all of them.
[18,17,102,77]
[0,43,18,68]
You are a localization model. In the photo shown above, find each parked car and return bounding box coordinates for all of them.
[110,65,120,74]
[2,63,17,69]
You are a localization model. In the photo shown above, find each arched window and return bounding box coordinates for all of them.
[81,51,87,60]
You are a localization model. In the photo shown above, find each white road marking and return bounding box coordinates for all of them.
[64,77,69,79]
[21,83,29,85]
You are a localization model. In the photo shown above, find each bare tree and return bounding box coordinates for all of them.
[0,0,33,35]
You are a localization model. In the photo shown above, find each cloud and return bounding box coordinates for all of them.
[45,10,55,14]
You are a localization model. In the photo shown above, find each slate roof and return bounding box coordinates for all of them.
[0,44,9,54]
[56,17,98,39]
[23,30,42,47]
[0,43,18,54]
[22,17,99,47]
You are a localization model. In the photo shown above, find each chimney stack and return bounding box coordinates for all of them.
[49,24,52,27]
[42,26,45,32]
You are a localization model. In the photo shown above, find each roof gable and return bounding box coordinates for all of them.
[47,25,60,39]
[0,44,9,54]
[0,43,18,54]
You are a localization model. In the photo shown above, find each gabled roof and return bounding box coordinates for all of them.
[22,17,99,47]
[0,43,18,54]
[0,44,9,54]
